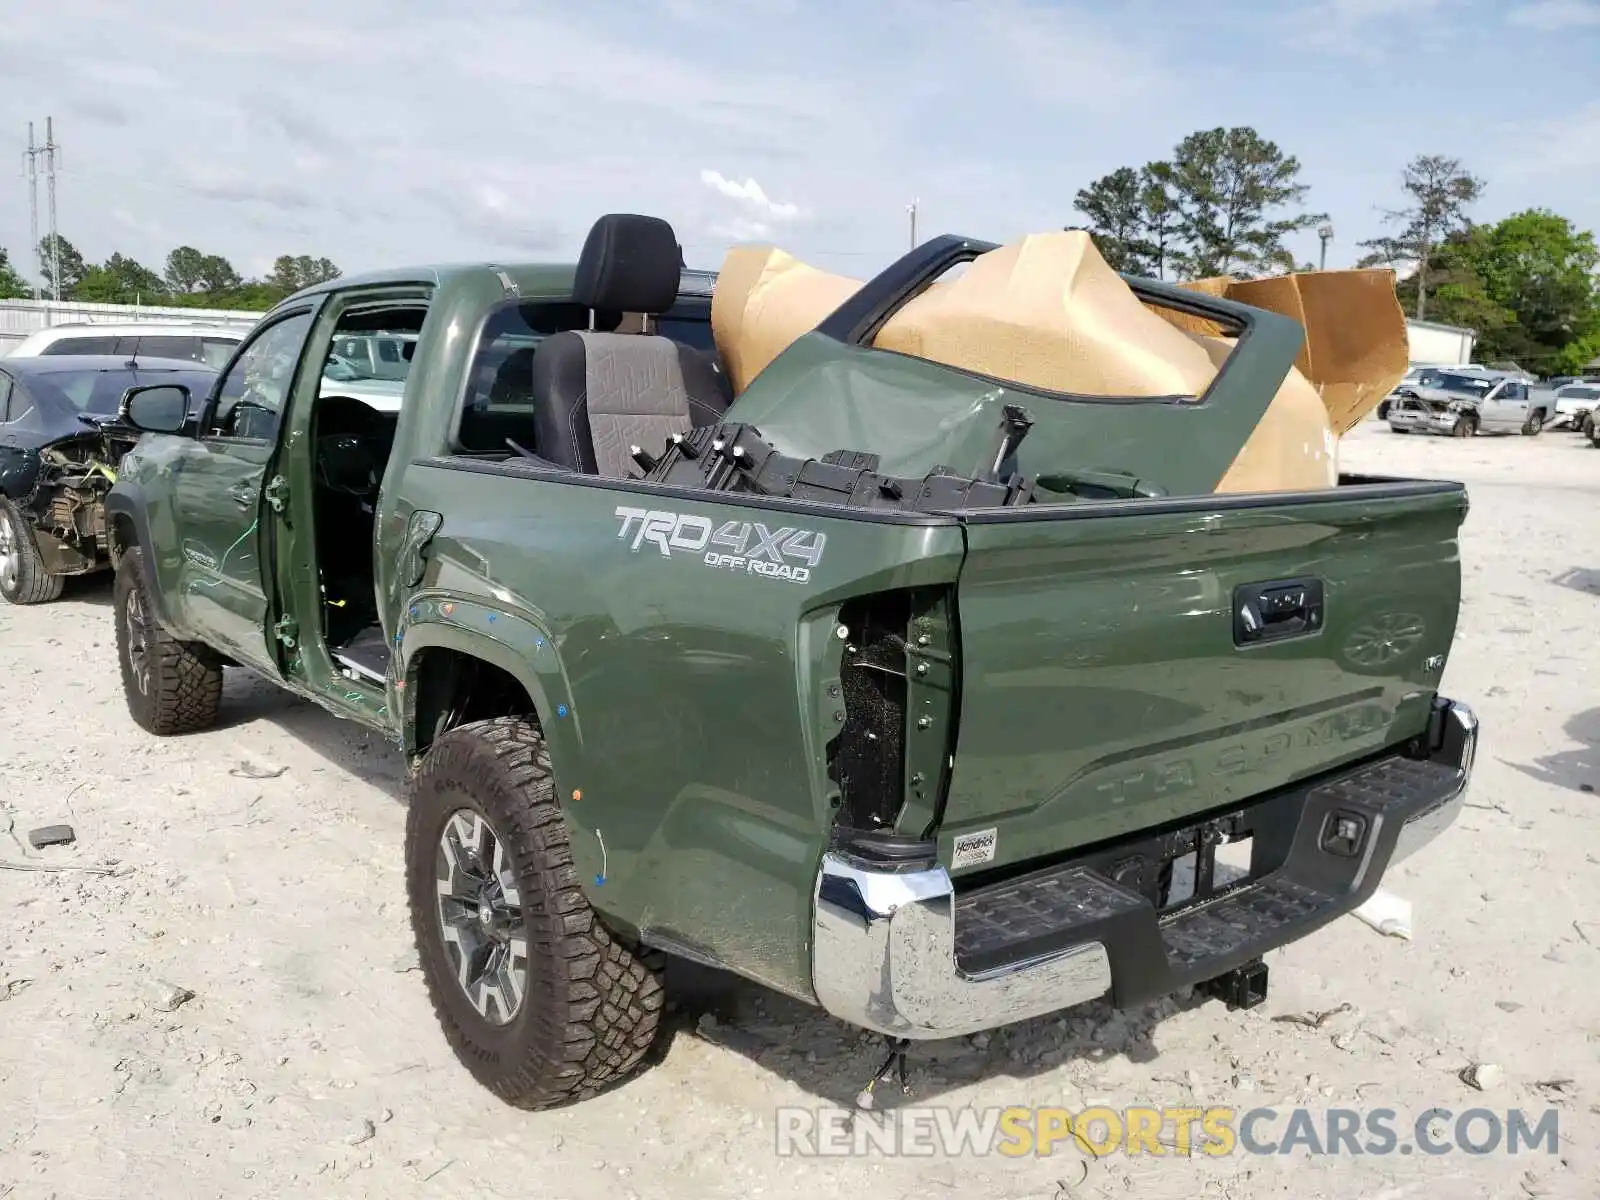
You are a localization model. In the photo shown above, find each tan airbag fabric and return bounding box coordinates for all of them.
[710,233,1407,493]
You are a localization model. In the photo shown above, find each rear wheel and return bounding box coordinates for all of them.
[0,498,65,605]
[1522,411,1545,435]
[1452,413,1477,438]
[1581,414,1595,438]
[114,547,224,735]
[405,716,665,1110]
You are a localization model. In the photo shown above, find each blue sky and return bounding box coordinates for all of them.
[1,0,1597,286]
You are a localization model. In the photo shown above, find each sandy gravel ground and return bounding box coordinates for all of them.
[2,419,1597,1200]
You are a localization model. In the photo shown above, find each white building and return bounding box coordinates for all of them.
[1404,318,1476,367]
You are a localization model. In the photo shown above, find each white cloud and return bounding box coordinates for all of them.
[1283,0,1461,59]
[699,170,803,220]
[1,0,1596,291]
[1507,0,1600,27]
[710,217,776,243]
[1490,102,1600,178]
[954,0,1171,108]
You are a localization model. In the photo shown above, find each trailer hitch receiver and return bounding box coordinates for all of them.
[1198,959,1269,1011]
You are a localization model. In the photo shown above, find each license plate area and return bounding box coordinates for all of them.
[1098,812,1259,915]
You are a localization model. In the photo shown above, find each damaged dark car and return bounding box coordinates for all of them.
[0,355,218,604]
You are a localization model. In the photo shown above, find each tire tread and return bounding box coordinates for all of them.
[405,716,665,1110]
[114,548,223,735]
[0,499,66,605]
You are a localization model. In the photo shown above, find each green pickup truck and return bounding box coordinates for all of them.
[104,214,1479,1111]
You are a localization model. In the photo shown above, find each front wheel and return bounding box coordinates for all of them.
[0,498,65,605]
[1452,414,1477,438]
[114,548,224,735]
[1581,414,1595,438]
[405,716,665,1110]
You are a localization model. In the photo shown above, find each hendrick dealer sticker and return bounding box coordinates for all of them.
[952,828,999,870]
[615,506,826,584]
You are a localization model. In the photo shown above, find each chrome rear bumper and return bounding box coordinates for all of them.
[811,699,1478,1040]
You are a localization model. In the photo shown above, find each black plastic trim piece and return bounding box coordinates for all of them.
[828,828,941,870]
[949,744,1467,1006]
[952,476,1466,524]
[103,485,174,629]
[413,455,958,526]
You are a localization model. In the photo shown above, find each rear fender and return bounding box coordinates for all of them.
[397,597,571,774]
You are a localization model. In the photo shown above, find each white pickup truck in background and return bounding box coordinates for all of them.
[1547,380,1600,436]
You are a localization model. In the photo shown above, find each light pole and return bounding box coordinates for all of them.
[907,199,919,251]
[1317,222,1334,272]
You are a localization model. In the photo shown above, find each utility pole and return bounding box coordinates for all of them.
[24,122,40,299]
[907,199,919,251]
[45,117,60,302]
[1317,222,1334,273]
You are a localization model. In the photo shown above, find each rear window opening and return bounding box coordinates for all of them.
[451,300,719,458]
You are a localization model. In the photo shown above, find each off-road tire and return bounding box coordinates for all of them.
[1581,414,1595,439]
[405,716,665,1110]
[0,498,65,605]
[1522,411,1545,435]
[114,547,224,735]
[1452,413,1477,438]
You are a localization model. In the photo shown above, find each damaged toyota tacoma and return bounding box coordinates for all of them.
[102,214,1480,1110]
[0,354,217,605]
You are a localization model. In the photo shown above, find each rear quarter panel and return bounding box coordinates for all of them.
[390,458,966,1001]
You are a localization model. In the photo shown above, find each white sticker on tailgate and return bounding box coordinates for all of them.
[951,827,999,870]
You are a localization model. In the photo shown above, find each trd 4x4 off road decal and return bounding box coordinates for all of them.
[614,506,826,584]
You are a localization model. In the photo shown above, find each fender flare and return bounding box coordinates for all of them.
[398,604,577,779]
[104,483,175,628]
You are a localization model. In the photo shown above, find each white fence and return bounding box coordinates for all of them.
[0,298,264,355]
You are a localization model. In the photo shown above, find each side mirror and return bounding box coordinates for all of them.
[119,384,193,434]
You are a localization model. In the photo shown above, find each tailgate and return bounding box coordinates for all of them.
[935,481,1466,874]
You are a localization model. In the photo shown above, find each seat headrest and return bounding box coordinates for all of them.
[574,214,682,315]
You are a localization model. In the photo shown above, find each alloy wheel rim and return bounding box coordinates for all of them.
[124,588,152,695]
[0,515,17,593]
[435,809,528,1026]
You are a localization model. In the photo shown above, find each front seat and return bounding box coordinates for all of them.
[531,214,728,477]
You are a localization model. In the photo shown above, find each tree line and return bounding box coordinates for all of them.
[1070,126,1600,376]
[0,235,341,312]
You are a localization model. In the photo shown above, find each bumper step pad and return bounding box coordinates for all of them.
[950,753,1467,1007]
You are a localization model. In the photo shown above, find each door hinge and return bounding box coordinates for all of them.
[263,475,289,514]
[273,616,299,649]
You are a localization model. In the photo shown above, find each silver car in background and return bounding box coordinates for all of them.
[1386,369,1552,438]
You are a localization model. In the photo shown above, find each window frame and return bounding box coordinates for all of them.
[200,307,320,445]
[41,335,119,356]
[135,334,205,363]
[448,299,609,457]
[446,294,716,457]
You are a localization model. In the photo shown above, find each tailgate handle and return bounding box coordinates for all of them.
[1234,578,1324,646]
